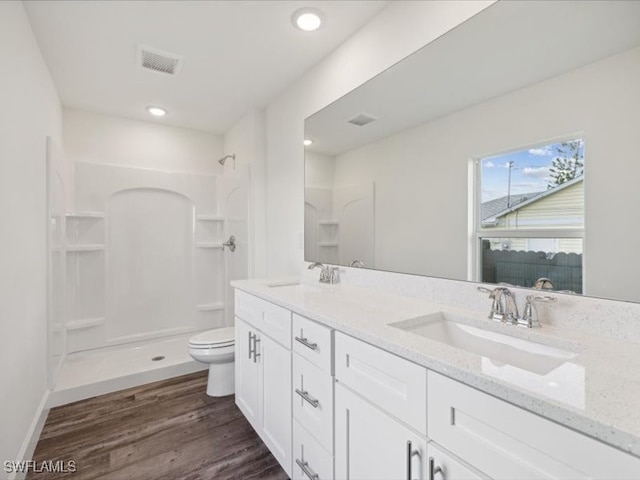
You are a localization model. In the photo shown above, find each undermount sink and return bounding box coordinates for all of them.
[391,311,577,375]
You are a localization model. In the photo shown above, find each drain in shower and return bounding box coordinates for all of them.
[151,356,165,362]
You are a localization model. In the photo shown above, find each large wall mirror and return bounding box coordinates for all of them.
[304,1,640,303]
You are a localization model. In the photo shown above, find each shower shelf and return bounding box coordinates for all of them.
[196,215,225,222]
[318,242,339,247]
[66,212,105,219]
[196,242,224,249]
[318,220,339,226]
[66,317,105,330]
[67,244,105,252]
[197,302,225,312]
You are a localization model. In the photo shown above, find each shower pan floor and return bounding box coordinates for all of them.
[49,333,207,407]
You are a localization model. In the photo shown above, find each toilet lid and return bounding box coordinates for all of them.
[189,327,235,348]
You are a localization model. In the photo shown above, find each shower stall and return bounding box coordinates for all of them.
[47,147,249,402]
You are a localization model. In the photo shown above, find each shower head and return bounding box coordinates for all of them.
[218,154,236,168]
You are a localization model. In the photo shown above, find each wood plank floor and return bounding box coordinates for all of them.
[28,371,289,480]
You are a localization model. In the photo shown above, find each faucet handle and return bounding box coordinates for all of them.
[519,295,556,328]
[328,266,340,284]
[488,286,509,321]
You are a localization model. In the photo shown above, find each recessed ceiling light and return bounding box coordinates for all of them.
[146,106,167,117]
[303,139,314,146]
[292,8,324,32]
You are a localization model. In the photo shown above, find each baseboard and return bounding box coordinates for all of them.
[7,390,50,480]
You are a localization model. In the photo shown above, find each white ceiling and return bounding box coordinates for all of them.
[23,0,389,134]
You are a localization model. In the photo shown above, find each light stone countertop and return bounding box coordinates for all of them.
[232,277,640,458]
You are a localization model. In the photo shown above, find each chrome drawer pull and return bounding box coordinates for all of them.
[253,336,260,363]
[428,456,442,480]
[295,388,320,408]
[295,458,319,480]
[406,441,420,480]
[295,335,318,351]
[248,332,254,359]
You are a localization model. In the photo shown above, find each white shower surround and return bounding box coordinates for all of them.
[66,162,232,353]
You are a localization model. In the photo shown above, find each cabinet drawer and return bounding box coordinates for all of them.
[293,353,334,453]
[235,290,292,347]
[335,332,427,436]
[428,371,640,480]
[293,419,333,480]
[293,313,332,373]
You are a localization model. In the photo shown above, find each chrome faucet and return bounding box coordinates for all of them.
[308,262,340,284]
[479,286,553,328]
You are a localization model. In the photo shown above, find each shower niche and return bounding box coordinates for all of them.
[65,162,245,353]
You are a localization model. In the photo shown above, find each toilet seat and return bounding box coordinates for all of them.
[188,327,235,349]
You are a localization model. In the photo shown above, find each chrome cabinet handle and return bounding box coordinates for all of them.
[295,388,320,408]
[253,335,260,363]
[248,332,254,359]
[429,457,442,480]
[406,441,419,480]
[295,458,319,480]
[295,335,318,351]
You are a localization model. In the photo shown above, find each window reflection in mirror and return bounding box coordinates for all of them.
[476,139,584,292]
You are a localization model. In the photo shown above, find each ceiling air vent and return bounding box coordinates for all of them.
[347,113,377,127]
[137,44,182,76]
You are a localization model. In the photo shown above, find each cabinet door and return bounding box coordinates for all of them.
[235,318,260,427]
[427,443,487,480]
[259,333,293,476]
[335,383,427,480]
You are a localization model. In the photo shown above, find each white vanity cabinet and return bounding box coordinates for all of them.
[234,291,292,477]
[233,287,640,480]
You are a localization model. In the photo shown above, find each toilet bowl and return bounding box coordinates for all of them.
[188,327,235,397]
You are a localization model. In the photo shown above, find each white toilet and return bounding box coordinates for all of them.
[188,326,235,397]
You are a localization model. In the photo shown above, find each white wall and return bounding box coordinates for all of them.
[330,45,640,300]
[64,109,223,174]
[0,0,63,469]
[264,0,494,276]
[305,152,335,189]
